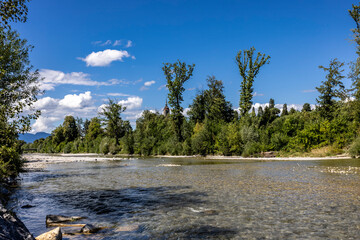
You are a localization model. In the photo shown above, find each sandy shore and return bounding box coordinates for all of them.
[22,153,352,171]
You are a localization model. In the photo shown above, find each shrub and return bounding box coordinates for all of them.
[349,136,360,158]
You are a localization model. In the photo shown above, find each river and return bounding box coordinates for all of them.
[8,157,360,239]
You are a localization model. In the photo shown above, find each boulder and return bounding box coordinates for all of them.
[81,224,101,234]
[0,203,35,240]
[61,227,82,235]
[46,215,85,225]
[35,227,62,240]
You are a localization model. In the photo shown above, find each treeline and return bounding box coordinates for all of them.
[22,3,360,158]
[23,75,359,158]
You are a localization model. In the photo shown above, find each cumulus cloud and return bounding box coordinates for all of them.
[59,91,92,108]
[118,96,143,110]
[144,80,156,87]
[38,69,120,91]
[79,49,133,67]
[31,116,61,133]
[28,92,98,133]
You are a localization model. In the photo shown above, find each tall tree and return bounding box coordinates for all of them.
[281,103,288,116]
[188,75,233,123]
[302,103,312,112]
[349,3,360,120]
[63,116,78,142]
[163,60,194,141]
[0,0,29,29]
[236,47,270,116]
[0,27,40,178]
[86,117,103,141]
[188,90,206,124]
[99,99,127,145]
[316,59,345,119]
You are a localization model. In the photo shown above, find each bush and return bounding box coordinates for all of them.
[100,137,110,154]
[349,136,360,158]
[242,142,262,157]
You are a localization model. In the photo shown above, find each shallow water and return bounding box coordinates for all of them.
[9,157,360,239]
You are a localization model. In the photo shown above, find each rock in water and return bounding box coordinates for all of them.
[81,224,100,234]
[0,203,35,240]
[115,224,139,232]
[46,215,84,225]
[35,227,62,240]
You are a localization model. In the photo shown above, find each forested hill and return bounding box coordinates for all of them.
[19,132,50,143]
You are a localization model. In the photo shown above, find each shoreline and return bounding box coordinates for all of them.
[22,153,353,171]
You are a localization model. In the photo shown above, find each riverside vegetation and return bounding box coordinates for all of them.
[3,1,360,182]
[22,3,360,159]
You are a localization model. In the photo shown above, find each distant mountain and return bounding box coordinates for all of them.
[19,132,51,143]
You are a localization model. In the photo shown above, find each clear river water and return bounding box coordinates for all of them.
[8,157,360,239]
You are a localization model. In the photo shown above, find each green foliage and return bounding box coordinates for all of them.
[349,136,360,158]
[188,75,234,124]
[316,59,345,120]
[0,0,29,29]
[0,21,40,180]
[100,99,127,144]
[163,60,195,141]
[63,116,78,142]
[86,117,103,141]
[236,47,270,116]
[302,103,312,112]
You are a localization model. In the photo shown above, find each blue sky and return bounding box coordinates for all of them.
[14,0,358,133]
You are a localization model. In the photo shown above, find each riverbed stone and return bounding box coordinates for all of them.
[35,227,62,240]
[46,215,85,225]
[81,224,100,233]
[115,224,139,232]
[0,203,35,240]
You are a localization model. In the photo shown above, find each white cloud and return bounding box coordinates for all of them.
[31,116,61,133]
[32,97,58,110]
[118,96,143,110]
[144,80,156,87]
[59,91,92,108]
[125,40,133,48]
[79,49,133,67]
[92,40,102,45]
[250,103,315,114]
[158,84,167,90]
[38,69,120,91]
[29,92,98,133]
[253,92,264,97]
[302,89,316,93]
[101,40,112,46]
[113,40,122,46]
[107,93,131,97]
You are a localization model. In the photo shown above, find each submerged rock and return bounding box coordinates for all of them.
[81,224,101,234]
[46,215,85,225]
[61,227,82,235]
[21,204,35,209]
[35,227,62,240]
[0,203,35,240]
[115,224,139,232]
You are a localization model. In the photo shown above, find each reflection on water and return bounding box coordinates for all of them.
[9,158,360,239]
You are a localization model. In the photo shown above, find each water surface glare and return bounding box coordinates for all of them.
[9,158,360,239]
